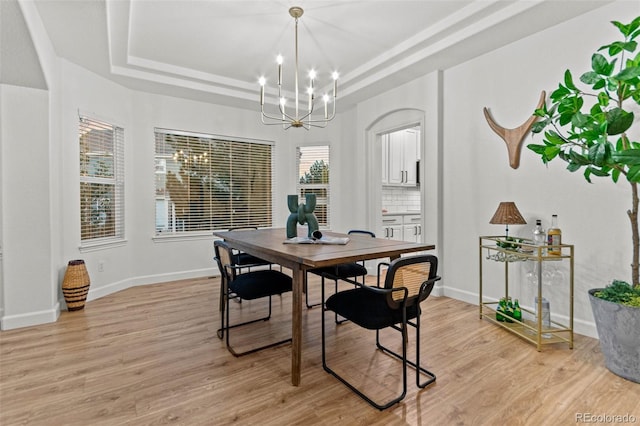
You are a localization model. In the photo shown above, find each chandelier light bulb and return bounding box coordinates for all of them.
[259,76,266,105]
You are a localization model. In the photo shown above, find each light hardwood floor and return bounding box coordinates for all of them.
[1,275,638,425]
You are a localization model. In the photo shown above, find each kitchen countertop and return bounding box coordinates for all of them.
[382,210,421,216]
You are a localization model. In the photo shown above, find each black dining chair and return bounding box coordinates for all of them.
[214,240,292,356]
[227,227,274,271]
[214,227,275,320]
[306,230,375,320]
[321,254,440,410]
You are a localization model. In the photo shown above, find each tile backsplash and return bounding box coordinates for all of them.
[382,186,420,212]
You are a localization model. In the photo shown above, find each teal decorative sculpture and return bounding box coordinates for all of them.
[286,194,319,238]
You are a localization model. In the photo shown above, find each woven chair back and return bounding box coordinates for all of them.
[385,255,438,308]
[214,240,234,281]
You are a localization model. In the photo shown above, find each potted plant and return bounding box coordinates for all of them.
[528,15,640,383]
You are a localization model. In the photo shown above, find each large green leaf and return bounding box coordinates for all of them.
[616,66,640,81]
[607,108,634,135]
[592,53,613,76]
[612,149,640,165]
[627,165,640,183]
[571,112,589,127]
[601,40,638,55]
[597,92,610,107]
[580,71,601,84]
[569,150,591,165]
[579,129,603,143]
[531,121,549,134]
[527,144,547,155]
[612,168,621,183]
[545,130,566,145]
[551,84,570,100]
[567,162,582,172]
[564,69,577,90]
[544,146,561,160]
[589,142,612,167]
[593,79,607,90]
[588,166,611,177]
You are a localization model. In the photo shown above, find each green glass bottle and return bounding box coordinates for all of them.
[496,298,506,322]
[505,297,514,323]
[513,299,522,323]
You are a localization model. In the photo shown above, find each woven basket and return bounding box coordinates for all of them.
[62,260,90,311]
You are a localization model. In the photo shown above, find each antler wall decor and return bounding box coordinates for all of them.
[483,91,546,169]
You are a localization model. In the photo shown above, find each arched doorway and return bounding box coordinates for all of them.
[365,109,425,239]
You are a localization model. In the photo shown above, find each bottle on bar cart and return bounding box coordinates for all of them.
[547,214,562,256]
[532,219,546,252]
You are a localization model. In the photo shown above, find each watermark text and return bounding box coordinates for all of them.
[576,413,637,424]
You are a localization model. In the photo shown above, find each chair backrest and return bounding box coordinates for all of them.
[348,229,376,238]
[214,240,235,282]
[384,255,439,308]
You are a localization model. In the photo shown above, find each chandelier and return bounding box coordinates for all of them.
[259,6,338,130]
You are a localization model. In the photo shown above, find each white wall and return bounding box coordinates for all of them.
[0,84,58,328]
[441,1,638,337]
[0,0,64,329]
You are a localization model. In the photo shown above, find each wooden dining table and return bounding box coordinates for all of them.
[212,227,435,386]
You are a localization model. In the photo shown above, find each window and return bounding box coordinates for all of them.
[79,115,125,243]
[297,145,329,227]
[154,129,273,234]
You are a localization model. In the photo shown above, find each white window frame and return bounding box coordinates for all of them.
[153,128,274,238]
[79,115,125,249]
[296,145,330,229]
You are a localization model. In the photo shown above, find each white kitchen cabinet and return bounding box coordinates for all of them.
[381,215,403,240]
[381,214,421,242]
[383,128,420,186]
[403,214,422,243]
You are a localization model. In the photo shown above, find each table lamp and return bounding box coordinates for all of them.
[489,201,526,237]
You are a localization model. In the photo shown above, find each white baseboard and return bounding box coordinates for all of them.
[86,267,218,301]
[1,302,61,330]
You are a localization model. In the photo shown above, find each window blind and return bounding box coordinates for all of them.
[79,116,125,243]
[297,145,330,227]
[154,130,273,234]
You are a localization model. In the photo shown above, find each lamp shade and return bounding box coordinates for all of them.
[489,202,526,225]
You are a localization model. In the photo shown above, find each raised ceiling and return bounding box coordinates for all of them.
[23,0,614,109]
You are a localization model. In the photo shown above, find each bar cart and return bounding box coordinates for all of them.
[479,236,574,350]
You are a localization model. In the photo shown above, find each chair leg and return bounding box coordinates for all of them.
[414,311,436,388]
[222,294,291,357]
[375,315,436,388]
[217,276,227,339]
[305,272,322,309]
[334,277,349,324]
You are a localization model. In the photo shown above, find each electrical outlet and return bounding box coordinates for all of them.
[98,261,104,272]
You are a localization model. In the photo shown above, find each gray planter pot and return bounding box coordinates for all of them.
[588,289,640,383]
